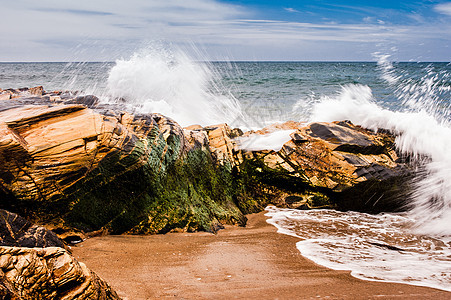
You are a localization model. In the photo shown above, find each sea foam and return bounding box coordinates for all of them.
[235,129,295,152]
[265,206,451,292]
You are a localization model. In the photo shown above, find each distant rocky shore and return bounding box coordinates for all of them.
[0,86,413,299]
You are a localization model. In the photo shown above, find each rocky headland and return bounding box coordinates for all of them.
[0,86,414,298]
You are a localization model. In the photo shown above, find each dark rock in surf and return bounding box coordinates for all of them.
[369,242,406,252]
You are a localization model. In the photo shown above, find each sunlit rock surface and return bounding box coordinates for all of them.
[0,88,245,234]
[0,207,120,299]
[0,246,119,300]
[232,121,410,212]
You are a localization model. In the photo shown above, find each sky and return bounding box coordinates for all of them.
[1,0,451,61]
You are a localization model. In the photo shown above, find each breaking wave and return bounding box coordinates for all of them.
[311,55,451,237]
[105,45,244,127]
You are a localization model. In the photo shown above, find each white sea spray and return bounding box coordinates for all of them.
[105,46,244,127]
[310,58,451,237]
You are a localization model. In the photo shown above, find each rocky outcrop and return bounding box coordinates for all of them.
[0,86,45,100]
[0,87,412,236]
[0,209,66,249]
[0,90,245,235]
[0,208,120,299]
[0,246,119,299]
[232,121,411,212]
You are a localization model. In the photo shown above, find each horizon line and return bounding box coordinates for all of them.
[0,60,450,64]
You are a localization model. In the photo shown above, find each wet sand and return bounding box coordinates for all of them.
[72,212,450,299]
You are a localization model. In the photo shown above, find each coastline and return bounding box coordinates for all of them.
[72,212,450,299]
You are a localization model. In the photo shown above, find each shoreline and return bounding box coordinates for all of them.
[72,212,450,299]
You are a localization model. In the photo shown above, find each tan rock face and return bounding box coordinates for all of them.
[0,101,186,211]
[280,121,400,191]
[0,246,120,300]
[202,123,243,166]
[205,120,400,192]
[0,105,106,203]
[0,86,45,100]
[0,93,246,234]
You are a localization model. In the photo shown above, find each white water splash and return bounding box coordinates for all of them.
[311,57,451,237]
[105,46,244,127]
[235,129,295,152]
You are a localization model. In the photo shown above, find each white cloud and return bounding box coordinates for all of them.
[0,0,450,61]
[434,2,451,16]
[284,8,299,13]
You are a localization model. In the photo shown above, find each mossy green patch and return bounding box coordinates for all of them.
[60,124,245,234]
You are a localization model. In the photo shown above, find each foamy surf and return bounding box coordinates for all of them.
[264,55,451,292]
[265,206,451,292]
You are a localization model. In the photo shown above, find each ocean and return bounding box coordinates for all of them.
[1,49,450,291]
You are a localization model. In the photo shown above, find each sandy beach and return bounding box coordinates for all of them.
[72,212,450,299]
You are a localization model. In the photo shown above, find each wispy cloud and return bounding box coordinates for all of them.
[284,7,299,13]
[32,8,115,16]
[65,9,114,16]
[434,2,451,16]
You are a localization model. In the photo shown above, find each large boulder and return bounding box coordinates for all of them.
[0,246,119,299]
[224,120,411,213]
[0,92,245,235]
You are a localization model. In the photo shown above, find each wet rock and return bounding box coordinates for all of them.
[203,123,242,166]
[0,209,119,299]
[66,95,99,107]
[0,279,19,299]
[0,86,44,99]
[0,89,412,235]
[0,93,11,101]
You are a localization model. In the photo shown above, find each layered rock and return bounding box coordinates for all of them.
[0,246,119,299]
[0,91,245,235]
[0,86,45,100]
[233,121,410,212]
[0,88,412,236]
[0,208,120,299]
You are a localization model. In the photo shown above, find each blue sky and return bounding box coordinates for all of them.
[1,0,451,61]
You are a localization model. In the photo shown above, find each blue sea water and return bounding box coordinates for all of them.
[1,60,449,125]
[1,52,450,291]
